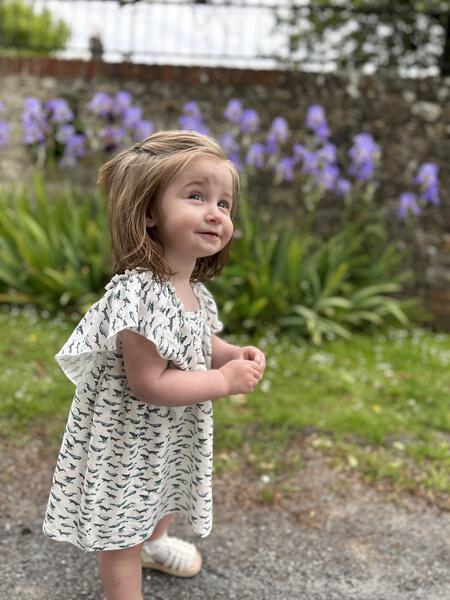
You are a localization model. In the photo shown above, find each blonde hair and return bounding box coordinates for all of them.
[98,130,240,282]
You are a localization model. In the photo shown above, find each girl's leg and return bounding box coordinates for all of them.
[98,542,144,600]
[146,513,175,541]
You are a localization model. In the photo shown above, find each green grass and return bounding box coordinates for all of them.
[1,306,449,503]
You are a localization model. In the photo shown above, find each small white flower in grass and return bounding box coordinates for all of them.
[260,474,271,484]
[230,394,246,406]
[310,352,334,366]
[393,441,406,451]
[347,454,358,467]
[260,379,271,393]
[407,398,418,410]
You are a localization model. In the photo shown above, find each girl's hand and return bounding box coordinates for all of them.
[235,345,266,374]
[219,359,263,395]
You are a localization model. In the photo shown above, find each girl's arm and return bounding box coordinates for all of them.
[211,334,241,369]
[120,329,267,407]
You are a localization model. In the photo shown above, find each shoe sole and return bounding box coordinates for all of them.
[141,552,202,578]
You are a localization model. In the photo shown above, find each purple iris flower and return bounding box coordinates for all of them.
[335,178,352,196]
[317,143,337,165]
[239,108,259,134]
[314,123,330,142]
[100,125,125,151]
[60,133,85,168]
[45,98,73,124]
[246,142,265,169]
[422,184,440,206]
[122,106,142,129]
[265,134,279,156]
[315,164,340,191]
[219,131,240,156]
[22,102,48,145]
[24,97,44,119]
[88,92,114,117]
[276,157,295,182]
[414,163,440,206]
[292,144,320,175]
[178,115,209,135]
[224,99,243,124]
[23,121,46,144]
[182,101,203,119]
[293,143,307,165]
[0,122,9,147]
[269,116,290,143]
[133,120,155,142]
[300,149,319,175]
[349,160,375,181]
[305,105,330,140]
[113,91,133,114]
[397,192,421,221]
[228,151,243,171]
[55,124,75,145]
[348,133,380,181]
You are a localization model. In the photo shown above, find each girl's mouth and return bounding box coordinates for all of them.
[198,232,219,238]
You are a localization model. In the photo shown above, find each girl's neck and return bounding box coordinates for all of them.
[164,254,196,287]
[169,278,200,312]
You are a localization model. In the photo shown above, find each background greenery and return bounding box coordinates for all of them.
[1,306,448,506]
[0,179,428,343]
[0,0,70,54]
[274,0,450,76]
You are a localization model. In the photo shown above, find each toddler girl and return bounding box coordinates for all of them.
[43,130,266,600]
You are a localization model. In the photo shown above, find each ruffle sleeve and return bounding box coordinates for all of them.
[55,270,181,387]
[197,283,223,335]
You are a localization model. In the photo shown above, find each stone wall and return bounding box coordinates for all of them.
[0,56,449,328]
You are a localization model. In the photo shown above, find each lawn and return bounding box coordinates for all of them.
[1,306,449,505]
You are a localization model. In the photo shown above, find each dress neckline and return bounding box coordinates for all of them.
[165,280,205,317]
[105,269,205,317]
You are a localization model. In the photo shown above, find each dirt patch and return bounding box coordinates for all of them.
[1,440,449,600]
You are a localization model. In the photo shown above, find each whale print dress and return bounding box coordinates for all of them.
[42,269,223,552]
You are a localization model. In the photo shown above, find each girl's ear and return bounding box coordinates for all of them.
[146,214,156,228]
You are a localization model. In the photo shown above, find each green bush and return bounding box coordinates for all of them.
[0,179,427,341]
[0,177,111,314]
[0,0,70,53]
[209,194,427,343]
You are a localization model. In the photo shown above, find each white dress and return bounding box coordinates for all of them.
[42,268,223,552]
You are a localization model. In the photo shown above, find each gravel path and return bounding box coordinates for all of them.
[1,442,449,600]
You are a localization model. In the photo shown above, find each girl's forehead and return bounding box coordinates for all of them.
[176,155,233,188]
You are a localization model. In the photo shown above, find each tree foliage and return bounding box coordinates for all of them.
[0,0,70,53]
[273,1,450,76]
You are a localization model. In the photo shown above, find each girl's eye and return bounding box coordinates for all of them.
[218,200,231,210]
[189,193,203,201]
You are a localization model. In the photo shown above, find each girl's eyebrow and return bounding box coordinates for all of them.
[183,179,233,199]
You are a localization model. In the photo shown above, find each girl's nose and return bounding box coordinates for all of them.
[205,206,222,221]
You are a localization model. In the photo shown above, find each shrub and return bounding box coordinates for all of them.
[0,0,70,53]
[0,179,426,341]
[0,177,110,315]
[210,195,425,343]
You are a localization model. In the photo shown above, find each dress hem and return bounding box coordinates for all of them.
[42,510,212,553]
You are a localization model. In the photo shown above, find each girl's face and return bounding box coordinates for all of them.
[146,155,234,271]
